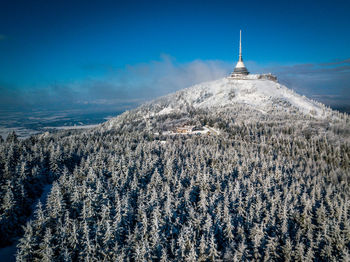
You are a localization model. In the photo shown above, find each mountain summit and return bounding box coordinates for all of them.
[103,75,336,132]
[146,76,330,118]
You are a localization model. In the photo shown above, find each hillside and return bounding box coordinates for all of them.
[143,76,330,118]
[1,77,350,261]
[102,76,342,136]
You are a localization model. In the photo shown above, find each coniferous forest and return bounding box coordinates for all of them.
[1,103,350,261]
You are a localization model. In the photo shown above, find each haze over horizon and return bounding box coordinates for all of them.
[1,0,350,116]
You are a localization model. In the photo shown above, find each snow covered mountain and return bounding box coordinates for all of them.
[103,75,335,131]
[150,76,330,117]
[6,75,350,262]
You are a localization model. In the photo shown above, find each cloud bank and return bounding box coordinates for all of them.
[0,55,231,112]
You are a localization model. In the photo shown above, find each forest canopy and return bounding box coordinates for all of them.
[0,98,349,261]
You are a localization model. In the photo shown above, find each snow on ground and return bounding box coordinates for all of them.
[157,107,175,115]
[180,77,328,118]
[44,124,100,130]
[104,75,336,131]
[206,126,220,135]
[160,125,219,136]
[150,76,331,119]
[0,127,41,139]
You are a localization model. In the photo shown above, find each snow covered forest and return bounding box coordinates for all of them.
[1,78,350,261]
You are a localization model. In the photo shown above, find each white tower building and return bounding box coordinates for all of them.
[231,30,249,76]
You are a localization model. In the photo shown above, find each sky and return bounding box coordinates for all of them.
[0,0,350,113]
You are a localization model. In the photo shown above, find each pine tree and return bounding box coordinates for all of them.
[16,222,35,262]
[208,232,220,261]
[40,228,54,262]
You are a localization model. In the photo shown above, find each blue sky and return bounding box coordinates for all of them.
[1,0,350,111]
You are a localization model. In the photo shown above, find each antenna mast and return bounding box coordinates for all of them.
[231,29,249,76]
[239,30,242,62]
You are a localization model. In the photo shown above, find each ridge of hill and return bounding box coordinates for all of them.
[102,76,341,133]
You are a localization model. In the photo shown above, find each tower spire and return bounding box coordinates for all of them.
[239,29,242,62]
[231,29,249,76]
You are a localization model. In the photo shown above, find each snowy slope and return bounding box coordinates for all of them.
[144,76,330,118]
[102,75,334,130]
